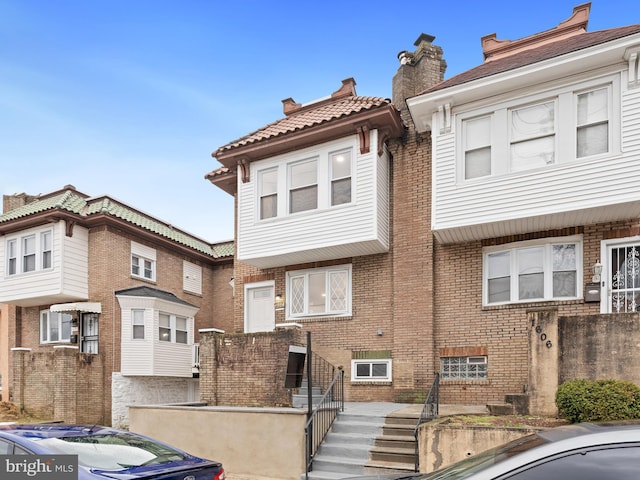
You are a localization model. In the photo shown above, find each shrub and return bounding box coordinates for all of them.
[556,378,640,423]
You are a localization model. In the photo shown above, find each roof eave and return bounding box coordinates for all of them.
[213,105,405,167]
[407,32,640,132]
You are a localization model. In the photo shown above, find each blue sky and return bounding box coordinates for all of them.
[0,0,636,242]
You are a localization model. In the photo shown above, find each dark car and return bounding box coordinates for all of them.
[0,423,225,480]
[348,421,640,480]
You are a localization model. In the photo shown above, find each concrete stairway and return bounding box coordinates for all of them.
[369,410,420,471]
[304,405,419,480]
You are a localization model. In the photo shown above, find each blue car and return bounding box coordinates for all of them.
[0,423,225,480]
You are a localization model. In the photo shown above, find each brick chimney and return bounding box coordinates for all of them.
[392,33,447,123]
[3,193,38,214]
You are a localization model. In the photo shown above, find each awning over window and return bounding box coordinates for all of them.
[50,302,102,314]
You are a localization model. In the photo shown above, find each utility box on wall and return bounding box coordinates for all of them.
[585,283,601,303]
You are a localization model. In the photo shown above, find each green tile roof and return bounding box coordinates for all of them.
[0,187,234,259]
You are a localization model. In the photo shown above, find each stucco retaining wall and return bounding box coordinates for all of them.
[419,419,541,472]
[129,404,307,480]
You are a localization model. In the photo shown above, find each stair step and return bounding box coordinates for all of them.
[487,403,515,415]
[304,471,355,480]
[311,456,367,475]
[382,424,415,436]
[385,415,421,426]
[370,446,416,464]
[365,460,416,473]
[375,436,416,450]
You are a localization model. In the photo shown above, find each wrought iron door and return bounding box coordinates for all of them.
[610,244,640,313]
[81,313,99,354]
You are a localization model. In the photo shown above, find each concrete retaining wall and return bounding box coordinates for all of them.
[129,404,307,480]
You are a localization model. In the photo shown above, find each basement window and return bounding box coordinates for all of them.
[351,359,392,382]
[441,356,487,380]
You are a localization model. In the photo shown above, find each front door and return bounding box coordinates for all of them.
[245,281,275,333]
[606,241,640,313]
[81,313,99,353]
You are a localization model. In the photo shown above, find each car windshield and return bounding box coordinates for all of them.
[37,432,186,470]
[419,433,549,480]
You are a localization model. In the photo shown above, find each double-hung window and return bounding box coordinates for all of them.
[159,313,189,344]
[463,116,492,179]
[132,309,145,339]
[509,101,555,171]
[289,159,318,214]
[131,242,156,281]
[259,168,278,219]
[6,229,54,276]
[484,237,581,305]
[287,264,351,318]
[40,310,72,343]
[330,149,352,205]
[577,87,609,157]
[459,77,616,181]
[255,141,355,221]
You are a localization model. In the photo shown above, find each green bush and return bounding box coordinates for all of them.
[556,379,640,423]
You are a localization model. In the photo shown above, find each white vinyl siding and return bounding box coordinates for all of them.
[237,134,390,268]
[432,73,633,244]
[0,221,89,306]
[118,294,197,377]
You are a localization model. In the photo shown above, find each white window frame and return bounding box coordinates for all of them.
[159,312,190,344]
[259,167,278,220]
[286,264,352,319]
[40,310,72,344]
[131,241,156,281]
[483,235,583,306]
[132,309,145,340]
[351,359,392,382]
[288,157,318,214]
[330,148,352,206]
[457,75,619,183]
[5,228,54,276]
[254,138,356,222]
[441,356,488,380]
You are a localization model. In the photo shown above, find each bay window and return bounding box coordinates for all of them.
[159,313,189,344]
[484,237,581,305]
[254,140,355,221]
[5,228,54,276]
[458,77,616,182]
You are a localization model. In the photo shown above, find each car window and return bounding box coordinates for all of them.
[37,432,186,470]
[0,439,13,454]
[504,446,640,480]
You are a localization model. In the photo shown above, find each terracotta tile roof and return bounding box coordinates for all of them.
[422,24,640,95]
[0,186,234,259]
[213,95,393,157]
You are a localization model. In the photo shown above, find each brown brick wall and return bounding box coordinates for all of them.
[199,328,305,406]
[10,224,233,424]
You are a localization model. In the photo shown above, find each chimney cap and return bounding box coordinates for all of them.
[414,33,436,47]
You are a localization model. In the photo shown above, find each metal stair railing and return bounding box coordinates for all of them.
[304,366,344,480]
[413,373,440,472]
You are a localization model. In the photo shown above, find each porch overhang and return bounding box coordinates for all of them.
[50,302,102,314]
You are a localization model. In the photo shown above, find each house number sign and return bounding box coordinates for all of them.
[535,325,553,348]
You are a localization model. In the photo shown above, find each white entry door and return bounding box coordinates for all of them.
[245,281,275,333]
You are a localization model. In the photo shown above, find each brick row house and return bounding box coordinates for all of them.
[206,3,640,413]
[0,186,233,426]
